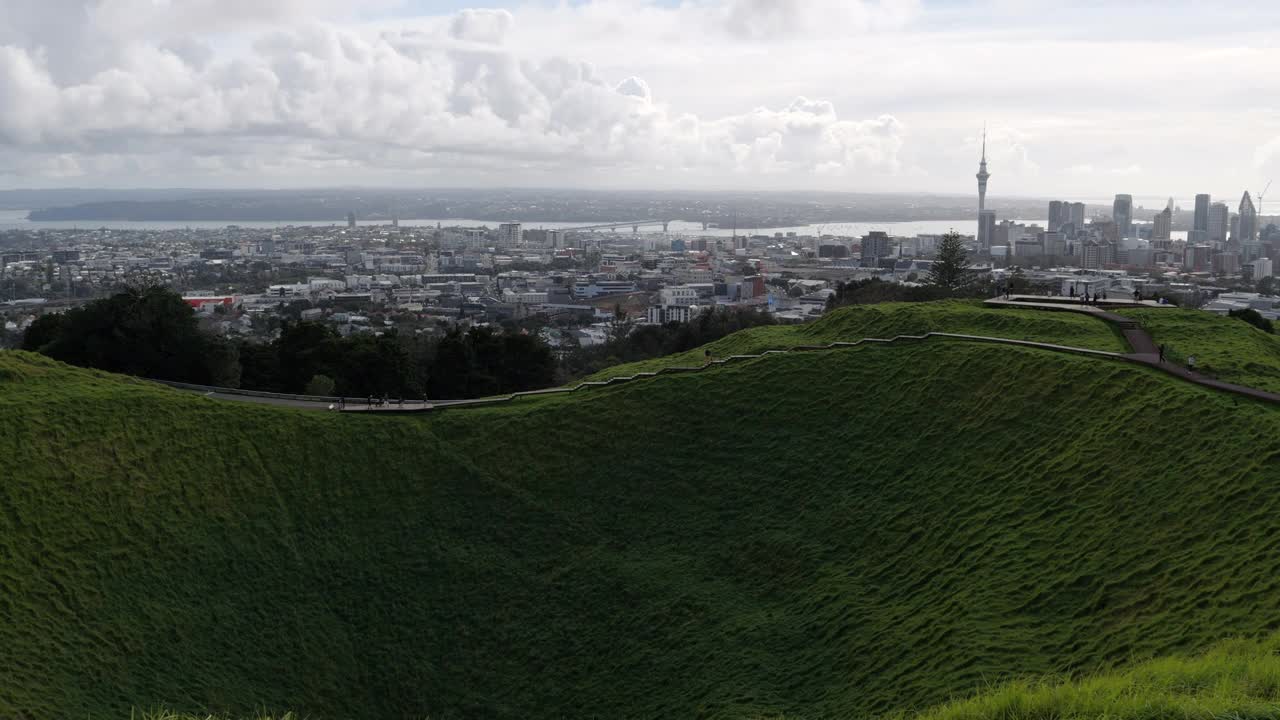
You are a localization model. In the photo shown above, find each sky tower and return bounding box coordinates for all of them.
[976,127,992,247]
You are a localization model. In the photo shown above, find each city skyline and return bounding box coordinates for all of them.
[2,0,1280,197]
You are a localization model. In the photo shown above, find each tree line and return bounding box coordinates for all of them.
[19,287,776,399]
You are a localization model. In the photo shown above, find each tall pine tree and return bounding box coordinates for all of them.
[927,231,970,290]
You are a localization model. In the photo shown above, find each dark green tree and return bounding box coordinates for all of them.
[25,285,236,384]
[927,231,970,290]
[1228,308,1275,334]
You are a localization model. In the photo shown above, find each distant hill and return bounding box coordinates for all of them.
[2,303,1279,719]
[18,188,1068,225]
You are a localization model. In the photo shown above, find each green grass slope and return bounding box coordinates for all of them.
[905,634,1280,720]
[587,299,1125,380]
[1117,307,1280,392]
[1,338,1279,720]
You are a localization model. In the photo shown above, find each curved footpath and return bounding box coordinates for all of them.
[984,296,1280,405]
[157,311,1280,413]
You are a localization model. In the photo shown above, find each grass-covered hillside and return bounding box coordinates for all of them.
[905,633,1280,720]
[587,299,1125,380]
[1117,307,1280,392]
[2,331,1279,720]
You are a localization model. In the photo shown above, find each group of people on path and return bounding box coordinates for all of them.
[327,396,411,411]
[1068,285,1109,305]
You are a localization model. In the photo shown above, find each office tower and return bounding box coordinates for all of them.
[1240,191,1259,243]
[347,211,356,228]
[1048,200,1065,231]
[1112,194,1133,240]
[979,210,997,250]
[1209,202,1230,245]
[975,128,991,247]
[1070,202,1086,230]
[1152,207,1172,240]
[1194,194,1211,234]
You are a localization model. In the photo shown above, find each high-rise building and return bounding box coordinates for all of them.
[1048,200,1066,231]
[547,230,567,249]
[860,231,893,266]
[1240,191,1259,244]
[1070,202,1086,230]
[1254,257,1274,279]
[1112,194,1133,240]
[979,210,997,250]
[1153,207,1172,240]
[1208,202,1230,245]
[347,211,357,228]
[976,128,991,247]
[498,223,522,247]
[1194,194,1211,234]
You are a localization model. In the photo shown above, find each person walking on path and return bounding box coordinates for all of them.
[1187,355,1197,373]
[1158,344,1166,363]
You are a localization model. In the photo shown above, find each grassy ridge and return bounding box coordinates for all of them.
[904,634,1280,720]
[2,333,1279,719]
[1117,307,1280,392]
[133,633,1280,719]
[586,300,1125,380]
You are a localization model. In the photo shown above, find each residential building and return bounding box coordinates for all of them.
[1152,207,1172,240]
[498,223,522,247]
[860,231,892,267]
[1253,257,1274,279]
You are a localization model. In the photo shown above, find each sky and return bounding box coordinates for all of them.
[1,0,1279,203]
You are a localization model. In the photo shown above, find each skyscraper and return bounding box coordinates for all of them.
[1194,194,1211,234]
[1112,194,1133,240]
[347,211,356,228]
[1152,207,1172,240]
[1070,202,1086,230]
[976,128,991,248]
[979,210,996,250]
[1208,202,1230,245]
[1048,200,1065,231]
[1240,191,1259,244]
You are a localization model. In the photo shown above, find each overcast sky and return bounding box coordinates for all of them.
[2,0,1279,203]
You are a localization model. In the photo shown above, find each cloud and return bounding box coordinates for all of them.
[448,9,514,44]
[0,5,906,186]
[1257,137,1280,169]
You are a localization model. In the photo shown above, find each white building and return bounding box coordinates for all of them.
[659,286,698,306]
[647,304,702,325]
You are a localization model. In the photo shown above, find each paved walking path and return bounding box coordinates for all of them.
[985,295,1280,404]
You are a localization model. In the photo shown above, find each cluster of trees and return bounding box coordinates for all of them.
[241,322,558,399]
[20,287,557,400]
[22,286,241,385]
[825,232,977,311]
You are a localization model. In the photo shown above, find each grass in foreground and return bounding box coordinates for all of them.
[2,335,1279,720]
[586,299,1125,380]
[1117,307,1280,392]
[904,633,1280,720]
